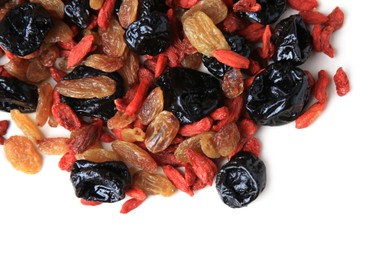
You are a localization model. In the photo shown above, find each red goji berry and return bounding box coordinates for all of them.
[0,120,10,136]
[242,137,261,157]
[213,94,244,131]
[178,117,213,137]
[0,136,5,145]
[237,118,257,138]
[174,0,199,8]
[321,26,335,58]
[162,165,194,196]
[120,198,144,214]
[287,0,318,11]
[295,101,327,129]
[97,0,116,30]
[51,103,82,131]
[154,53,168,78]
[184,164,197,187]
[125,78,151,116]
[86,15,98,30]
[305,70,316,88]
[151,150,185,167]
[233,0,261,13]
[210,106,229,121]
[185,149,217,186]
[299,10,329,25]
[239,23,265,42]
[248,60,261,75]
[259,25,273,59]
[312,24,322,52]
[212,49,250,69]
[223,13,244,33]
[125,185,147,201]
[326,7,344,31]
[58,150,77,171]
[80,199,102,206]
[57,40,77,50]
[49,67,67,82]
[100,131,115,143]
[313,70,330,103]
[69,124,101,154]
[192,177,207,191]
[333,67,350,97]
[67,34,95,69]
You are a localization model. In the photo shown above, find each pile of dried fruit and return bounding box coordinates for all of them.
[0,0,350,213]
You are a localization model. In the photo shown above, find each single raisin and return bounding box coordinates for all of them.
[133,170,176,197]
[216,151,266,208]
[240,0,287,25]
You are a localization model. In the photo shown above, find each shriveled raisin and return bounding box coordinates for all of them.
[35,82,53,127]
[37,137,70,155]
[75,148,121,162]
[10,109,44,142]
[118,0,138,28]
[133,170,176,197]
[213,122,240,156]
[84,54,125,73]
[221,69,244,99]
[137,87,164,125]
[99,17,127,58]
[182,0,228,24]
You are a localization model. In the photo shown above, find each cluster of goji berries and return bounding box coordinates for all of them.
[0,0,350,213]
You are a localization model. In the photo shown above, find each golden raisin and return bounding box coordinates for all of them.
[121,127,146,143]
[35,82,53,127]
[222,69,244,99]
[137,87,164,125]
[99,17,127,57]
[37,137,70,155]
[75,148,121,162]
[118,0,138,28]
[182,0,228,24]
[133,170,176,197]
[213,122,240,156]
[84,54,125,72]
[107,111,136,129]
[10,109,44,142]
[200,131,221,158]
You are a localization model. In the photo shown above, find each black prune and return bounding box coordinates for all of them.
[60,66,125,121]
[0,3,53,56]
[202,34,251,78]
[125,12,172,56]
[246,62,311,126]
[240,0,287,25]
[157,67,223,125]
[70,160,131,203]
[64,0,90,29]
[137,0,168,18]
[216,151,266,208]
[272,14,313,65]
[0,76,38,113]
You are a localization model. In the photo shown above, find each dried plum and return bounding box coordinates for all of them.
[157,67,223,125]
[70,160,131,203]
[64,0,90,29]
[60,66,125,121]
[0,3,53,56]
[124,11,172,56]
[137,0,168,18]
[216,151,266,208]
[272,14,313,65]
[240,0,287,25]
[246,62,311,126]
[0,76,38,113]
[202,34,251,78]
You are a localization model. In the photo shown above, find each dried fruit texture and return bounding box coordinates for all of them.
[44,19,74,43]
[98,0,116,30]
[186,148,217,186]
[237,118,257,138]
[120,198,144,214]
[259,24,273,59]
[90,0,104,10]
[69,125,101,154]
[233,0,261,12]
[320,26,335,58]
[222,69,244,99]
[10,109,44,142]
[145,111,180,153]
[313,70,330,103]
[179,117,213,137]
[30,0,64,18]
[118,50,139,88]
[200,131,220,159]
[80,199,102,206]
[37,137,69,155]
[58,150,76,171]
[107,111,136,129]
[26,59,51,83]
[133,170,176,197]
[299,10,328,24]
[137,87,164,125]
[287,0,318,11]
[334,67,350,97]
[326,7,344,31]
[84,54,125,72]
[174,134,204,163]
[0,120,10,136]
[162,165,194,196]
[4,135,42,174]
[67,34,95,69]
[183,11,230,57]
[99,17,127,57]
[295,101,326,129]
[39,46,59,67]
[125,78,151,116]
[239,22,264,42]
[213,94,243,131]
[35,82,53,127]
[4,57,29,82]
[75,148,121,162]
[213,122,240,156]
[182,0,228,24]
[121,127,146,142]
[125,185,147,200]
[51,103,82,131]
[118,0,138,28]
[212,49,250,69]
[49,67,67,82]
[55,76,116,99]
[112,140,158,173]
[181,52,202,69]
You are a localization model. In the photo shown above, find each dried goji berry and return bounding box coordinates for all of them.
[125,78,151,116]
[69,124,101,154]
[259,25,273,59]
[326,7,344,31]
[120,198,144,214]
[223,13,244,33]
[210,106,229,121]
[0,120,10,136]
[213,94,244,131]
[321,26,335,58]
[162,165,194,196]
[212,49,250,69]
[192,177,207,191]
[80,199,102,206]
[312,24,322,52]
[233,0,261,12]
[242,137,261,157]
[239,23,265,42]
[174,0,199,9]
[295,101,327,129]
[125,185,147,201]
[185,148,217,186]
[97,0,117,30]
[334,67,350,97]
[67,34,95,69]
[305,70,316,88]
[58,150,77,172]
[51,103,82,131]
[237,118,257,138]
[287,0,318,11]
[100,131,115,143]
[299,10,329,25]
[184,164,197,187]
[179,117,213,137]
[313,70,330,103]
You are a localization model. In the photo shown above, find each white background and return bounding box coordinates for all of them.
[1,0,382,259]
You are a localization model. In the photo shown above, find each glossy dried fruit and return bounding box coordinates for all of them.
[112,140,158,173]
[84,54,125,73]
[118,50,139,88]
[51,103,82,131]
[4,135,42,174]
[10,109,44,142]
[69,124,101,154]
[145,111,180,153]
[97,0,116,30]
[174,133,205,163]
[90,0,105,10]
[137,87,164,125]
[76,148,121,162]
[183,11,230,57]
[64,0,90,29]
[37,137,70,155]
[118,0,138,28]
[30,0,65,19]
[186,148,218,186]
[35,82,53,127]
[182,0,228,24]
[221,69,244,99]
[133,170,176,197]
[334,67,350,97]
[162,165,194,196]
[0,3,53,56]
[70,160,131,202]
[216,151,266,208]
[67,34,95,69]
[214,122,240,156]
[241,0,287,25]
[4,57,29,82]
[200,131,220,159]
[99,17,127,57]
[121,127,146,142]
[44,18,74,43]
[107,111,136,129]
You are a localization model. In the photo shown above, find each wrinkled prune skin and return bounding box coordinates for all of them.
[0,3,53,56]
[157,67,223,125]
[246,62,311,126]
[64,0,90,29]
[60,66,125,121]
[70,160,131,203]
[240,0,287,25]
[125,12,172,56]
[202,34,251,78]
[216,151,266,208]
[0,76,38,113]
[137,0,168,18]
[272,14,313,65]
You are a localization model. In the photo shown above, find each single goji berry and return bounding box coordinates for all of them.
[305,70,316,88]
[162,165,194,196]
[97,0,117,30]
[295,101,327,129]
[80,199,102,206]
[212,49,250,69]
[326,7,344,31]
[51,103,82,131]
[100,131,115,143]
[178,117,213,137]
[192,177,207,191]
[239,23,265,42]
[125,185,147,201]
[58,150,77,172]
[242,137,261,157]
[287,0,318,11]
[67,34,95,69]
[0,120,10,136]
[184,164,197,187]
[312,24,322,52]
[237,118,257,138]
[125,78,151,116]
[233,0,261,13]
[174,0,199,9]
[259,25,273,59]
[334,67,350,97]
[321,26,335,58]
[120,198,144,214]
[213,94,244,131]
[223,13,244,33]
[154,53,168,78]
[313,70,330,103]
[210,106,229,121]
[299,10,329,25]
[69,124,101,154]
[185,148,217,186]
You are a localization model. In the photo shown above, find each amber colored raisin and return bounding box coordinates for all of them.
[145,111,180,153]
[137,87,164,125]
[182,0,228,24]
[10,109,44,142]
[118,50,139,88]
[26,59,51,83]
[55,76,116,99]
[174,133,207,163]
[133,170,176,197]
[118,0,138,28]
[75,148,121,162]
[4,135,42,174]
[90,0,104,10]
[214,122,240,156]
[222,69,244,99]
[35,82,53,127]
[4,57,29,82]
[121,127,146,142]
[181,52,202,70]
[44,18,74,43]
[107,111,136,129]
[183,11,230,57]
[200,131,221,159]
[39,45,60,67]
[37,137,70,155]
[112,140,158,173]
[99,16,127,57]
[84,54,125,73]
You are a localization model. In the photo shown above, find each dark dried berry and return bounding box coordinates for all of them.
[202,34,251,78]
[60,66,125,121]
[240,0,287,25]
[125,12,172,56]
[0,3,53,56]
[64,0,90,29]
[0,76,38,113]
[246,62,311,126]
[137,0,168,18]
[157,67,223,125]
[272,14,313,65]
[71,160,131,203]
[216,151,266,208]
